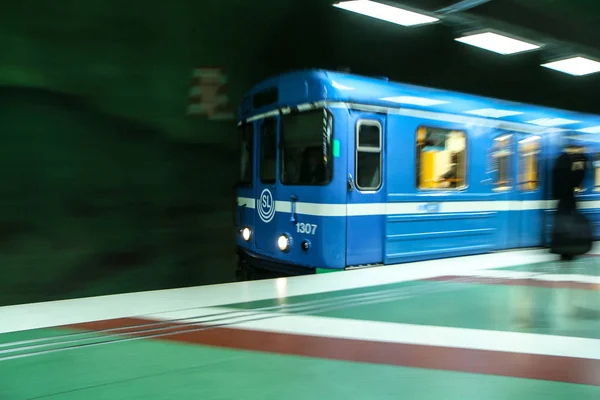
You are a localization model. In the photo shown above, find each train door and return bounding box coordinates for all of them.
[254,115,279,253]
[510,133,544,247]
[489,132,513,249]
[346,112,386,267]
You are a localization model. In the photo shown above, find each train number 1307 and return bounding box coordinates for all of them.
[296,222,318,235]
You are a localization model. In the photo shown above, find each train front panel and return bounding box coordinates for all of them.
[235,107,348,274]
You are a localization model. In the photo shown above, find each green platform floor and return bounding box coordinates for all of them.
[1,329,598,400]
[0,259,598,399]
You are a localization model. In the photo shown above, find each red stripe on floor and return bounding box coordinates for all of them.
[68,317,600,386]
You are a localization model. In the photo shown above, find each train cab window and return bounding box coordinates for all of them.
[518,136,540,191]
[260,117,277,184]
[239,123,253,185]
[280,109,333,186]
[491,134,513,191]
[356,120,382,191]
[417,127,466,190]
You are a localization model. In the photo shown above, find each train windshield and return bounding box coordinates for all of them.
[280,109,333,186]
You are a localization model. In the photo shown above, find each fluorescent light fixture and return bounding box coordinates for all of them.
[380,96,449,106]
[527,118,580,127]
[542,56,600,76]
[577,126,600,134]
[455,31,541,55]
[465,108,523,118]
[333,0,439,27]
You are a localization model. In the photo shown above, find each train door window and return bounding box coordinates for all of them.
[594,153,600,192]
[518,136,540,191]
[491,134,513,191]
[417,127,466,190]
[565,145,587,192]
[260,117,277,184]
[356,120,382,191]
[239,123,253,185]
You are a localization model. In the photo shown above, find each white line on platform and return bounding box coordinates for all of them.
[145,306,600,361]
[0,249,559,334]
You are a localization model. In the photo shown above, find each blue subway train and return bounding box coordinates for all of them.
[234,69,600,277]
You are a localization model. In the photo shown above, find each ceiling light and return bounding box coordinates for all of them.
[527,118,580,127]
[542,56,600,76]
[455,31,541,55]
[380,96,448,106]
[577,126,600,134]
[333,1,439,27]
[465,108,523,118]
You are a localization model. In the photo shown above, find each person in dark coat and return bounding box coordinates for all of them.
[550,147,592,260]
[299,147,327,185]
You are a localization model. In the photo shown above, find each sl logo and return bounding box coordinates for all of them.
[258,189,276,223]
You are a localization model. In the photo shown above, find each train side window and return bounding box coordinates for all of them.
[491,134,513,191]
[416,127,466,190]
[518,136,540,191]
[260,117,277,184]
[239,123,253,185]
[356,120,382,191]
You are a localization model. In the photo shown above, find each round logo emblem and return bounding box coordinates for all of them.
[258,188,276,223]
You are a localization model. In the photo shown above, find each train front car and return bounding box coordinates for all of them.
[235,71,347,278]
[234,69,600,279]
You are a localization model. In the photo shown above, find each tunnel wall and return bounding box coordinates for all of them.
[0,0,286,305]
[0,0,597,305]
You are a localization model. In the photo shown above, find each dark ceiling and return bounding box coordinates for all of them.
[250,0,600,115]
[392,0,600,54]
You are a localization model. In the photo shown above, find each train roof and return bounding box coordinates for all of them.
[238,69,600,135]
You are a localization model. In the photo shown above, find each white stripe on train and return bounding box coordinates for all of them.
[237,197,600,217]
[239,100,566,136]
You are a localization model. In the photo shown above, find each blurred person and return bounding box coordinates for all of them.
[550,147,592,260]
[514,147,591,327]
[299,146,326,185]
[549,146,595,319]
[436,153,459,188]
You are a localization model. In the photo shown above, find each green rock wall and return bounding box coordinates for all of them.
[0,0,297,305]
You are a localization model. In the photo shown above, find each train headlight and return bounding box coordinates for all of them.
[277,234,291,252]
[241,227,252,242]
